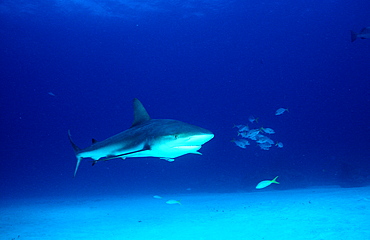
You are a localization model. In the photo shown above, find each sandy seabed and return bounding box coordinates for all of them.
[1,186,369,240]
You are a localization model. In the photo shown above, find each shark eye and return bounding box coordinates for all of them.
[174,135,178,139]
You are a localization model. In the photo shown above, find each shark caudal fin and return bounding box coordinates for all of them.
[68,130,82,177]
[351,31,357,42]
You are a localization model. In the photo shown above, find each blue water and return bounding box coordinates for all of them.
[1,0,369,198]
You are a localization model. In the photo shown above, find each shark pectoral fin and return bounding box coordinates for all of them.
[104,145,151,160]
[192,151,202,155]
[161,158,175,162]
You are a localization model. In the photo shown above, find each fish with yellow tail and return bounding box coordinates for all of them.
[275,108,288,116]
[256,176,279,189]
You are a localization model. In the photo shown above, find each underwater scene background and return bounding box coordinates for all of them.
[1,0,369,198]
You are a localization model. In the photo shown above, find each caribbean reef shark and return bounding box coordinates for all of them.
[68,98,214,176]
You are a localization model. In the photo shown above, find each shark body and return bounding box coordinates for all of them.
[68,98,214,176]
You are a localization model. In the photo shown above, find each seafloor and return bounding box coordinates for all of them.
[1,186,369,240]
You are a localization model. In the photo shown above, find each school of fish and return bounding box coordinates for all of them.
[232,107,287,151]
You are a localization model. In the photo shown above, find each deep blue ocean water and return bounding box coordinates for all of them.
[1,0,369,198]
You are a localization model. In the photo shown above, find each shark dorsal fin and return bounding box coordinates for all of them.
[131,98,151,127]
[92,139,98,144]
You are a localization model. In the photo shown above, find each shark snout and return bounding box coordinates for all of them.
[186,133,214,145]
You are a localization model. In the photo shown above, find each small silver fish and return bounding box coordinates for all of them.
[258,142,272,150]
[238,131,249,138]
[239,125,250,132]
[248,116,259,123]
[234,124,249,132]
[276,142,284,148]
[275,108,288,115]
[246,129,260,138]
[166,199,181,205]
[261,127,275,134]
[232,139,250,148]
[255,134,270,143]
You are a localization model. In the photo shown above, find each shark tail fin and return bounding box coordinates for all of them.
[351,31,357,42]
[68,130,82,177]
[73,157,82,177]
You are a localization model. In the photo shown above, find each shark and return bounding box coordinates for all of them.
[68,98,214,176]
[351,27,370,42]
